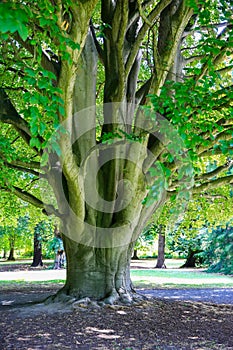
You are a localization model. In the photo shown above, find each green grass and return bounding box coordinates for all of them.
[131,269,233,288]
[0,280,64,291]
[0,279,65,285]
[0,259,232,289]
[0,270,232,289]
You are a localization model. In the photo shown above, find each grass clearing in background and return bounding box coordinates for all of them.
[0,270,232,289]
[0,259,232,289]
[131,269,233,288]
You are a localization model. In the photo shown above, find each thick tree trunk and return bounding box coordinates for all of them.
[7,247,15,261]
[181,250,198,268]
[51,234,139,305]
[131,249,139,260]
[44,2,189,306]
[31,230,43,267]
[155,232,166,269]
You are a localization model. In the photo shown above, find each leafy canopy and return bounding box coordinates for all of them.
[0,0,232,226]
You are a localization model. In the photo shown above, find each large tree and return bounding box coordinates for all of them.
[0,0,232,305]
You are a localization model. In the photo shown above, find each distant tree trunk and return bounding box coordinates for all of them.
[31,226,43,267]
[180,249,198,268]
[131,249,139,260]
[3,249,6,259]
[155,230,166,269]
[7,247,15,261]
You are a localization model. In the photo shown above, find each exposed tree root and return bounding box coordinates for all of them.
[44,287,149,310]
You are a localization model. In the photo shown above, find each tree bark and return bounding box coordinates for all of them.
[50,234,139,305]
[31,2,193,305]
[31,228,43,267]
[132,249,139,260]
[155,230,166,269]
[7,247,15,261]
[180,249,199,268]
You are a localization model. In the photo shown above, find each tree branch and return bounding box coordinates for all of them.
[112,0,128,100]
[0,89,43,154]
[200,147,233,158]
[197,130,232,156]
[215,65,233,75]
[128,0,162,29]
[125,0,173,78]
[135,77,152,105]
[195,162,231,181]
[2,185,61,217]
[195,39,232,82]
[199,193,228,200]
[14,33,60,77]
[0,89,31,136]
[10,160,41,170]
[90,20,105,64]
[192,174,233,194]
[1,160,41,177]
[185,54,205,64]
[183,21,229,38]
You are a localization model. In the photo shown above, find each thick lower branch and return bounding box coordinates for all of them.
[1,185,60,216]
[0,89,31,136]
[192,175,233,194]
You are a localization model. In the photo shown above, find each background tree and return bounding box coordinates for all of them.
[0,0,233,305]
[167,180,233,267]
[201,222,233,275]
[0,192,55,261]
[0,194,31,260]
[132,223,157,259]
[0,226,8,258]
[0,215,31,260]
[155,224,167,268]
[31,219,54,267]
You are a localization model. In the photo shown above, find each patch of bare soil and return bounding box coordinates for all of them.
[0,284,233,350]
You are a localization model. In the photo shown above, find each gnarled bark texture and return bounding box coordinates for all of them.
[54,236,135,304]
[45,0,194,303]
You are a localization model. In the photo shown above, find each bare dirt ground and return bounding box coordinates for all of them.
[0,262,233,350]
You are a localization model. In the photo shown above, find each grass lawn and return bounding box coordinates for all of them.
[0,259,232,289]
[131,269,233,288]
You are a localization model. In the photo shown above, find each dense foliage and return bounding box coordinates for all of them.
[0,1,232,215]
[201,224,233,274]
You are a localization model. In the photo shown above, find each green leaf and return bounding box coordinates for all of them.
[51,142,61,156]
[39,122,46,136]
[38,78,49,89]
[58,105,65,116]
[30,138,41,149]
[30,123,38,136]
[24,68,36,77]
[41,152,49,166]
[17,22,28,41]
